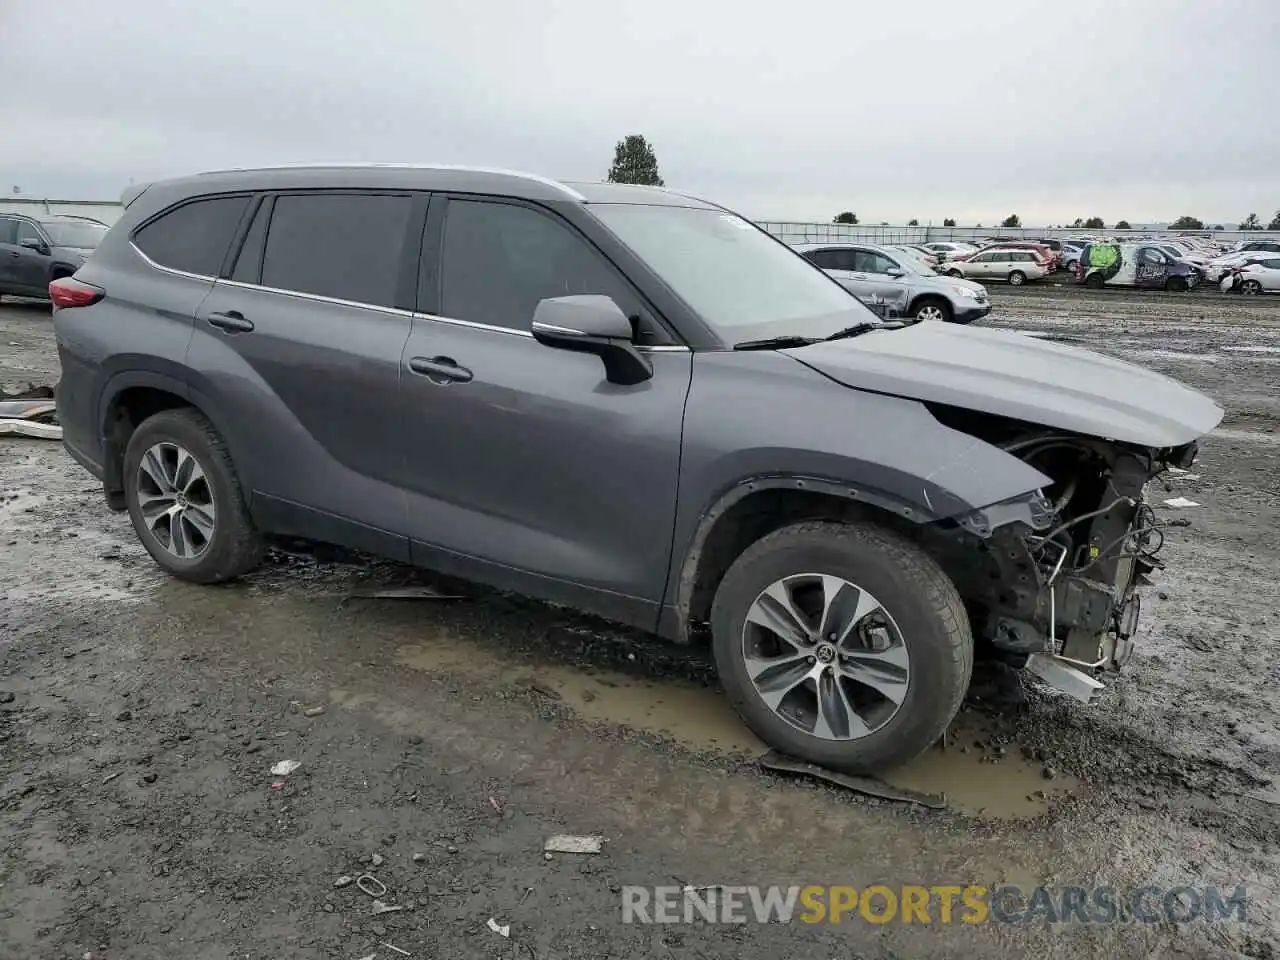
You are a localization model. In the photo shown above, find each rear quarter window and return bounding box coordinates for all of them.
[132,195,251,276]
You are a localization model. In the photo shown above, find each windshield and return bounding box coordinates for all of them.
[589,204,876,342]
[40,221,107,249]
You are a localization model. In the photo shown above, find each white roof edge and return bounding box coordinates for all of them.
[193,163,586,201]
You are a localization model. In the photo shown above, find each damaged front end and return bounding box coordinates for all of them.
[921,423,1202,702]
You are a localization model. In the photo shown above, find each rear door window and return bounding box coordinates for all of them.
[259,193,414,308]
[133,195,251,276]
[0,218,16,245]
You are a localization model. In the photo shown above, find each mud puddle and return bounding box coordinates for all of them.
[393,634,1077,819]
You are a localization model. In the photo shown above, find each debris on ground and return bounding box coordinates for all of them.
[0,382,54,400]
[269,759,302,776]
[544,834,604,854]
[344,585,465,602]
[370,853,384,867]
[0,419,61,439]
[379,943,411,957]
[333,875,354,888]
[357,875,387,898]
[303,705,325,717]
[1163,497,1201,508]
[487,918,511,938]
[0,396,60,440]
[371,899,405,915]
[758,750,947,810]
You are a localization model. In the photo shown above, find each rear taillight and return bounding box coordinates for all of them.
[49,277,104,309]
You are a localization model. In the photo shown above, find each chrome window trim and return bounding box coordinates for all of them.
[216,277,417,318]
[416,311,690,352]
[130,241,217,282]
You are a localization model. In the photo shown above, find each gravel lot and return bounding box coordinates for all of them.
[2,289,1279,959]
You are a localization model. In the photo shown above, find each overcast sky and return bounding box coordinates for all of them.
[2,0,1277,225]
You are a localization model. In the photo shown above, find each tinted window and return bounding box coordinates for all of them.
[805,249,841,270]
[854,251,898,274]
[0,219,15,244]
[822,248,859,271]
[261,194,413,308]
[441,199,641,333]
[15,220,44,245]
[134,196,250,276]
[1264,259,1280,270]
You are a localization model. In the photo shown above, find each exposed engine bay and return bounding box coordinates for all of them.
[919,409,1198,697]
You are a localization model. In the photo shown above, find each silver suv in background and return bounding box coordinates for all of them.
[795,242,990,323]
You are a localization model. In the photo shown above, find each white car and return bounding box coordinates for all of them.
[1202,251,1278,283]
[943,248,1050,285]
[1221,258,1280,295]
[922,241,978,261]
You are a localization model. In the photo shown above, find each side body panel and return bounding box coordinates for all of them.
[657,350,1052,637]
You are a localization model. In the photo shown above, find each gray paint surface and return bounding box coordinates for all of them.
[55,166,1224,639]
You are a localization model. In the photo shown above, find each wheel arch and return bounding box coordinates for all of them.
[906,293,952,320]
[98,369,251,508]
[662,475,943,644]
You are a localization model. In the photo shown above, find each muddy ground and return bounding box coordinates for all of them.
[2,288,1279,959]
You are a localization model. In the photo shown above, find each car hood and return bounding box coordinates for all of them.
[785,322,1223,447]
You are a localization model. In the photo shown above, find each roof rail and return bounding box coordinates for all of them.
[194,162,587,202]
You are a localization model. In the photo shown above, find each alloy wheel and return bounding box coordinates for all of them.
[740,573,910,741]
[915,304,945,322]
[135,441,217,560]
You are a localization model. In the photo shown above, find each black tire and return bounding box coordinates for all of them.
[710,520,972,774]
[946,269,963,278]
[1007,270,1026,286]
[123,408,263,583]
[909,297,952,323]
[1085,272,1105,290]
[1165,277,1188,293]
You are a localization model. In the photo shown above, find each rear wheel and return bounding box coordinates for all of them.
[1085,272,1105,290]
[711,520,972,773]
[1165,277,1188,292]
[123,408,263,583]
[910,298,952,323]
[1007,270,1026,286]
[1242,280,1263,296]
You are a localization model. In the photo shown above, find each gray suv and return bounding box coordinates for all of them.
[794,242,990,323]
[53,165,1223,773]
[0,214,107,301]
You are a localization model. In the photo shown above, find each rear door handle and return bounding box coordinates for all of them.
[409,356,472,384]
[207,310,254,333]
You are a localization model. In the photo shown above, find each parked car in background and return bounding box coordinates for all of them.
[795,242,990,323]
[1061,241,1087,272]
[943,248,1050,285]
[1075,243,1199,291]
[886,244,938,268]
[0,214,108,302]
[1202,251,1279,283]
[52,163,1223,775]
[922,241,978,261]
[1232,239,1280,254]
[1221,258,1280,295]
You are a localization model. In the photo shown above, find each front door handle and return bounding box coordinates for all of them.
[207,310,254,333]
[409,356,472,385]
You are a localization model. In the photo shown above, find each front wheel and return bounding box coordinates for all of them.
[910,298,952,323]
[1165,277,1188,292]
[1085,272,1105,289]
[1242,280,1263,296]
[1007,270,1026,286]
[946,269,963,278]
[711,520,972,774]
[123,408,263,583]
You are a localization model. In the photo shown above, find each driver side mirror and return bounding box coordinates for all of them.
[885,266,905,278]
[19,237,49,255]
[530,295,654,386]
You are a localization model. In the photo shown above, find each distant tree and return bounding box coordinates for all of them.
[606,135,664,186]
[942,218,956,227]
[833,211,858,224]
[1083,217,1106,229]
[1001,214,1021,228]
[1214,225,1225,231]
[1239,213,1263,231]
[1269,211,1280,231]
[1115,220,1132,230]
[1169,216,1204,230]
[975,223,983,228]
[907,218,919,226]
[1072,218,1084,228]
